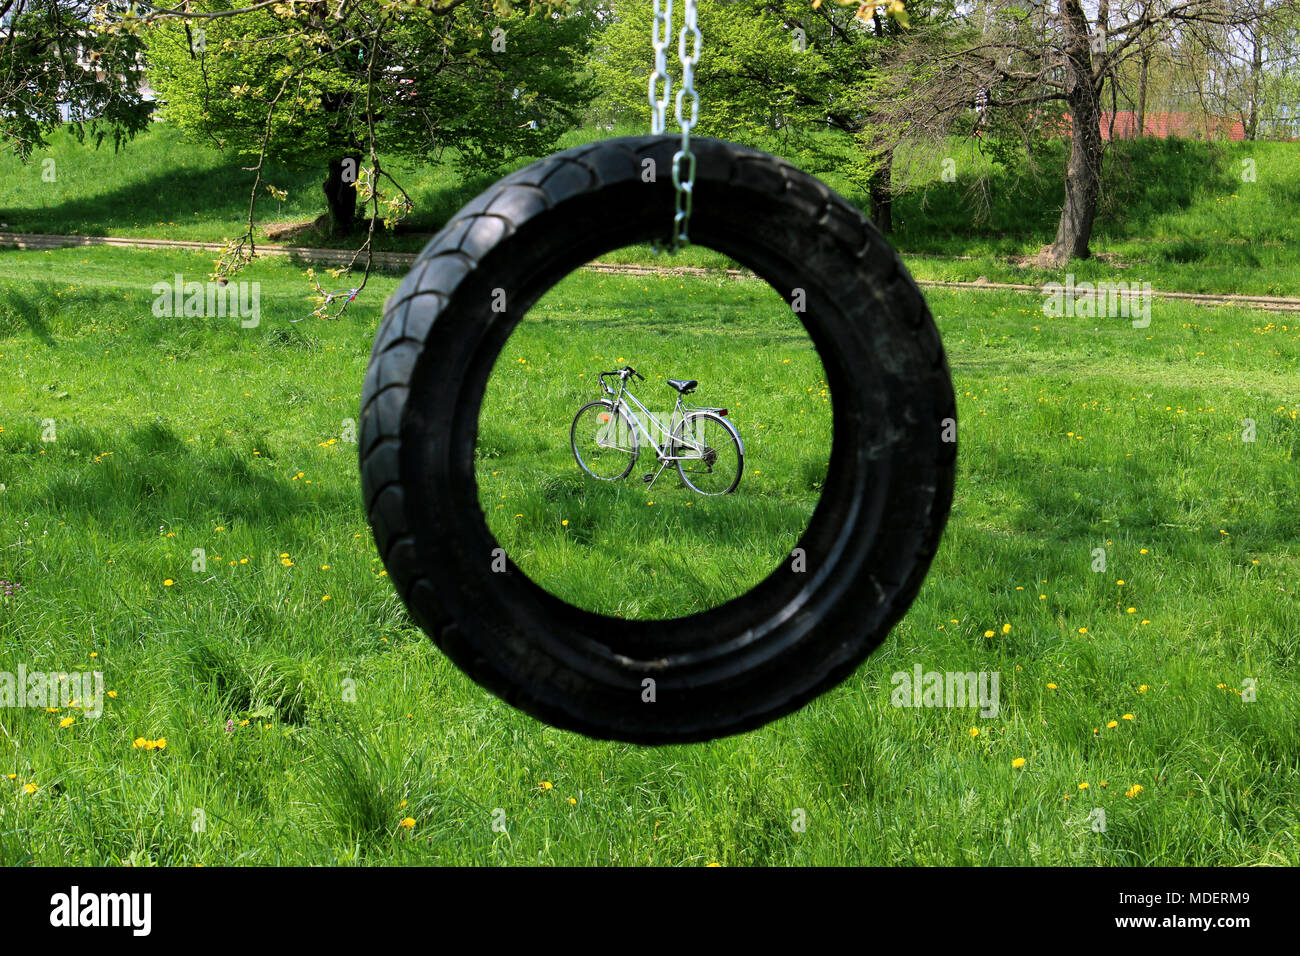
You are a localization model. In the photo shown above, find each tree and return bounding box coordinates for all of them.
[885,0,1276,264]
[589,0,920,231]
[0,0,153,159]
[148,1,597,237]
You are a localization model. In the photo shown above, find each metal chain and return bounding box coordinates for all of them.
[671,0,701,250]
[648,0,700,253]
[648,0,673,136]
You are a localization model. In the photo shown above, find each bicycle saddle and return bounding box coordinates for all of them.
[667,379,698,394]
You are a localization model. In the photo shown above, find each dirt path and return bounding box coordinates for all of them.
[4,231,1299,313]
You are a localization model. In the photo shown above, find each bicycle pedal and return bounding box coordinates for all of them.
[642,474,655,483]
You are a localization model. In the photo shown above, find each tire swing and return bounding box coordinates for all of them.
[359,0,957,744]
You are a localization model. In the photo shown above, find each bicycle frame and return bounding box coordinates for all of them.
[603,377,709,463]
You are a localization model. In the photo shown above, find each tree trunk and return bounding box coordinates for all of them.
[870,156,893,234]
[1047,0,1104,266]
[1247,0,1264,140]
[868,14,893,234]
[323,154,362,237]
[1136,46,1149,138]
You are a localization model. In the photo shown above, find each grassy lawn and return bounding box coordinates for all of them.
[1,244,1296,865]
[891,138,1300,297]
[4,124,1297,296]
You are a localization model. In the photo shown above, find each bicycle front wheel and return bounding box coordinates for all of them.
[571,400,639,481]
[673,412,743,495]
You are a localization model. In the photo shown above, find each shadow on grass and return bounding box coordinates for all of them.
[0,289,56,345]
[28,420,360,528]
[0,163,321,238]
[893,138,1241,251]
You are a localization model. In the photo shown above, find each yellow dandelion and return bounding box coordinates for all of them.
[1046,682,1058,690]
[1012,757,1026,769]
[163,579,174,587]
[59,717,75,728]
[23,782,38,795]
[1107,720,1118,729]
[399,817,416,829]
[1121,713,1134,721]
[1078,627,1088,634]
[1002,623,1011,634]
[1125,784,1143,798]
[984,629,995,638]
[1078,782,1089,790]
[1138,685,1149,693]
[969,727,979,738]
[569,797,578,805]
[539,781,554,791]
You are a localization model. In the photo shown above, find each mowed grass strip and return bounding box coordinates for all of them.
[0,245,1297,865]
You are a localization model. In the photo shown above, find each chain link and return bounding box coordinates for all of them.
[648,0,672,136]
[671,0,701,250]
[649,0,699,253]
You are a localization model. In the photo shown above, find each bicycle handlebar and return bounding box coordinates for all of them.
[598,366,644,393]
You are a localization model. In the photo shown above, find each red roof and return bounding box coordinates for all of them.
[1095,111,1245,141]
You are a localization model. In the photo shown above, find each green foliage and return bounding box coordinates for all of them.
[591,0,825,143]
[0,0,153,160]
[146,1,598,172]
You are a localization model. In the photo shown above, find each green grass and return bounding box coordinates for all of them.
[5,124,1298,295]
[890,137,1300,297]
[1,244,1297,865]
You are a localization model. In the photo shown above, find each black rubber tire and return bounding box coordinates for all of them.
[571,400,639,481]
[672,411,743,495]
[359,135,956,744]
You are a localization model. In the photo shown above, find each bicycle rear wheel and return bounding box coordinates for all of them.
[571,400,639,481]
[673,412,743,495]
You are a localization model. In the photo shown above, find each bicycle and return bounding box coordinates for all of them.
[570,366,744,495]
